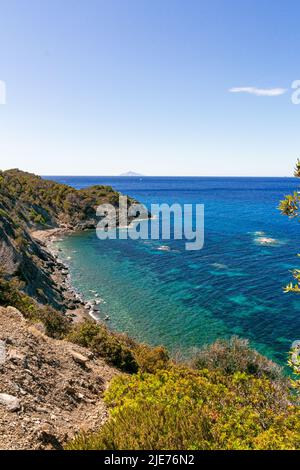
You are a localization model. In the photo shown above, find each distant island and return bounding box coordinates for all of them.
[119,171,144,177]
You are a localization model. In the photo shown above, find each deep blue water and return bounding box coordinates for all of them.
[46,176,300,365]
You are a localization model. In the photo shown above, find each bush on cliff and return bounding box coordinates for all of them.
[67,321,171,374]
[191,336,283,381]
[133,343,170,373]
[67,365,299,450]
[0,274,69,338]
[66,321,138,373]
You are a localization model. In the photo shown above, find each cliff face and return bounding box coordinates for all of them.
[0,169,134,307]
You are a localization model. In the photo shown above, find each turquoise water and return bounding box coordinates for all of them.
[48,176,300,364]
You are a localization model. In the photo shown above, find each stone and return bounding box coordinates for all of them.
[8,348,26,362]
[0,393,21,411]
[67,302,77,310]
[0,340,6,364]
[70,351,89,366]
[3,306,25,322]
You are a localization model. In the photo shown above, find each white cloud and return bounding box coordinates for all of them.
[229,86,287,97]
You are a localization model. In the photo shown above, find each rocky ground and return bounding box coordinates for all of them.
[0,306,118,450]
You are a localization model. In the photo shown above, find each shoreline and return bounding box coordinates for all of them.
[31,227,101,325]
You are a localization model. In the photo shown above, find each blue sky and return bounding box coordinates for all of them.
[0,0,299,176]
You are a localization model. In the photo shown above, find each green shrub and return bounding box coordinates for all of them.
[66,366,300,450]
[191,337,283,380]
[0,275,69,338]
[28,208,46,225]
[133,343,170,373]
[34,213,46,225]
[67,321,138,373]
[38,306,70,338]
[0,208,9,219]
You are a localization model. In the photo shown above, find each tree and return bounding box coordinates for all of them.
[279,159,300,293]
[279,160,300,385]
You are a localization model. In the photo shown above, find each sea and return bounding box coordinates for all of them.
[46,176,300,365]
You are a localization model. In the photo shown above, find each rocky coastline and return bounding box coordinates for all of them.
[31,228,101,325]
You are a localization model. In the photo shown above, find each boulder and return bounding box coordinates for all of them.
[70,351,89,367]
[0,393,21,412]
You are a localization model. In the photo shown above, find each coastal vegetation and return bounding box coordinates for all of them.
[66,321,170,374]
[67,340,299,450]
[279,160,300,391]
[66,321,139,373]
[279,158,300,293]
[1,168,300,450]
[0,274,69,338]
[0,168,133,231]
[67,365,300,450]
[190,336,283,380]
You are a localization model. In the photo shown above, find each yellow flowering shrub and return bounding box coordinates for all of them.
[67,366,300,450]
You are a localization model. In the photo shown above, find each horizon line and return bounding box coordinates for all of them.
[1,168,293,178]
[42,174,294,178]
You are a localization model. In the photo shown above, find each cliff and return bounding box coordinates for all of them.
[0,169,135,308]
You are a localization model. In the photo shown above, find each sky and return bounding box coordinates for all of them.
[0,0,300,176]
